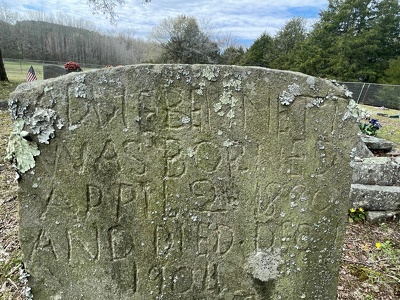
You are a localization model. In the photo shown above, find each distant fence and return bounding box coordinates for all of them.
[3,59,400,110]
[340,82,400,110]
[4,58,103,69]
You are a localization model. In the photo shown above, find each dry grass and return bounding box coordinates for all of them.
[338,221,400,300]
[0,110,22,300]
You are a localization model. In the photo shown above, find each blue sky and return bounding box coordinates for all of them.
[2,0,328,47]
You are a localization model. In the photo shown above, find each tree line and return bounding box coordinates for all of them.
[1,0,400,85]
[236,0,400,84]
[0,20,160,66]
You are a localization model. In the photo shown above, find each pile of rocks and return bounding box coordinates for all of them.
[350,134,400,223]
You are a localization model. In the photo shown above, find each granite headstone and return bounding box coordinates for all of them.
[8,65,358,299]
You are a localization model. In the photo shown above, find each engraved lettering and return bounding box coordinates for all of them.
[92,98,118,128]
[68,225,99,262]
[32,229,58,260]
[228,144,248,172]
[197,222,217,255]
[59,141,88,173]
[122,140,146,175]
[94,139,121,174]
[216,224,234,255]
[206,263,220,293]
[166,139,185,177]
[196,222,232,256]
[138,90,159,128]
[41,188,73,220]
[256,223,275,250]
[172,267,193,293]
[108,225,133,260]
[190,180,216,209]
[278,108,289,134]
[257,183,281,222]
[68,94,90,127]
[16,65,355,299]
[165,88,191,130]
[194,142,222,173]
[148,266,163,295]
[87,185,102,207]
[311,190,330,212]
[295,224,311,250]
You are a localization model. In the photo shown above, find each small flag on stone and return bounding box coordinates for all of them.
[26,65,37,81]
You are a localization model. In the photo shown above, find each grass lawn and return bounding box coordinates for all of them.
[0,60,99,101]
[3,60,45,82]
[0,60,45,101]
[359,104,400,146]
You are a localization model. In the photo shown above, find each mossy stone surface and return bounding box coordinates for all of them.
[10,65,358,299]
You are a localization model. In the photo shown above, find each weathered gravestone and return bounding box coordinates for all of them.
[43,65,67,80]
[8,65,358,299]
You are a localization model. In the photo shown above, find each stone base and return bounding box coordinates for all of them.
[351,157,400,186]
[350,184,400,211]
[367,210,400,223]
[361,135,397,152]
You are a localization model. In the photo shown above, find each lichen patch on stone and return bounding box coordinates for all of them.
[279,83,301,106]
[343,99,362,122]
[202,66,220,81]
[5,118,40,173]
[288,83,301,95]
[307,98,324,108]
[74,74,87,98]
[306,76,316,90]
[27,108,58,144]
[247,250,283,282]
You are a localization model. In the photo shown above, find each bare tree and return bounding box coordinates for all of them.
[0,2,17,24]
[25,9,47,22]
[87,0,150,24]
[0,3,162,66]
[216,32,240,52]
[150,15,220,64]
[0,2,16,80]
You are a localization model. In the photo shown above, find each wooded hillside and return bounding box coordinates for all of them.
[1,0,400,85]
[0,20,160,66]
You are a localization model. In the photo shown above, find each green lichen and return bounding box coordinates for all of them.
[74,74,87,98]
[279,83,301,105]
[202,66,220,81]
[4,118,40,173]
[27,108,59,144]
[343,99,365,122]
[247,250,283,282]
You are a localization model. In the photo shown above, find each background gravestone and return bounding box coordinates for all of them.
[8,65,358,299]
[43,65,66,79]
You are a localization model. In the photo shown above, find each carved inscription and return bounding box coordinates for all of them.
[194,141,222,173]
[17,65,355,299]
[94,140,121,174]
[197,222,234,256]
[109,225,133,260]
[68,225,99,262]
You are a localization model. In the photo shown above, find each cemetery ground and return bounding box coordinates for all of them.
[0,67,399,299]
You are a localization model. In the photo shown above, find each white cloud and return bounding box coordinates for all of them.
[4,0,327,46]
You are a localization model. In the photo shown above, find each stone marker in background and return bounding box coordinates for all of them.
[43,65,66,79]
[8,65,358,299]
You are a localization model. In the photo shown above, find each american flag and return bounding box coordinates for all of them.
[26,66,37,81]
